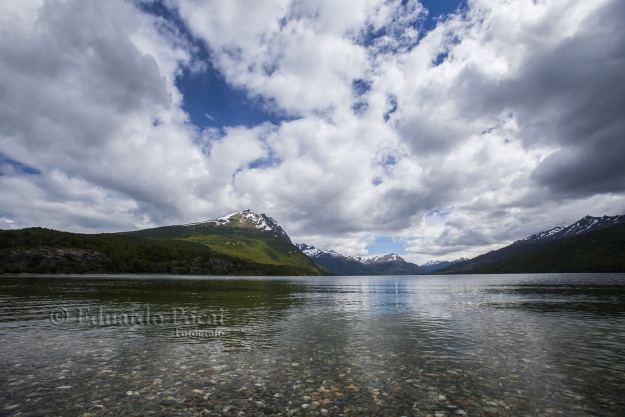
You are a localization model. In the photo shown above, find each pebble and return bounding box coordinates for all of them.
[1,277,623,417]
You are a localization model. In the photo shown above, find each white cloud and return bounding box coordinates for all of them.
[1,0,624,265]
[0,0,213,230]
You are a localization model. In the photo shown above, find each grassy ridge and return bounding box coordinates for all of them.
[181,234,306,266]
[0,227,322,275]
[128,223,318,269]
[457,223,625,274]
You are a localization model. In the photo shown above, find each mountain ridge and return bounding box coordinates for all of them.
[186,209,292,243]
[296,243,424,275]
[457,222,625,274]
[420,258,468,273]
[438,214,625,274]
[511,215,625,246]
[0,210,321,275]
[2,210,623,275]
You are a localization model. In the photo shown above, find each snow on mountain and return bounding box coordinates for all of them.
[420,258,468,273]
[296,244,423,275]
[422,260,445,268]
[295,243,345,259]
[188,209,292,243]
[296,245,410,265]
[352,253,404,264]
[422,258,468,267]
[513,215,625,245]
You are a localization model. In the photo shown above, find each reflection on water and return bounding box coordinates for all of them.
[0,273,624,416]
[0,275,307,351]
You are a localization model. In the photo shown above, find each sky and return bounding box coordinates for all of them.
[1,0,624,264]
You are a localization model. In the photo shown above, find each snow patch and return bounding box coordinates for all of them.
[514,214,625,245]
[295,243,344,259]
[186,209,292,243]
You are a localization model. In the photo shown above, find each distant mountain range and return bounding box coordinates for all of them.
[1,211,624,275]
[420,258,468,273]
[438,215,625,274]
[297,214,625,275]
[295,244,424,275]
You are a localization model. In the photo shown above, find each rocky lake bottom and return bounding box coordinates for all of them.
[0,274,624,416]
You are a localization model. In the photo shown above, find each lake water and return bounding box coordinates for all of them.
[0,274,624,416]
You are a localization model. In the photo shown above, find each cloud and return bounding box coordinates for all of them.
[1,0,624,264]
[0,0,211,230]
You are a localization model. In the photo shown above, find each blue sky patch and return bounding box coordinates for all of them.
[426,208,452,218]
[352,101,369,116]
[433,51,449,66]
[419,0,467,32]
[0,153,41,176]
[352,78,372,97]
[248,155,282,170]
[366,236,407,255]
[176,67,287,130]
[139,0,288,131]
[384,94,398,122]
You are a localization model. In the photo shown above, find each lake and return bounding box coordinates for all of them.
[0,274,624,416]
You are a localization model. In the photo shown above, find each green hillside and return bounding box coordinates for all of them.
[129,223,314,269]
[0,226,322,276]
[456,223,625,274]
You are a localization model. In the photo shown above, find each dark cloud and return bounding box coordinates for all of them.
[454,0,625,197]
[0,0,171,149]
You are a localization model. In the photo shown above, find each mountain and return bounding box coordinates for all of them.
[0,210,322,275]
[352,254,402,264]
[4,210,622,276]
[296,244,424,275]
[511,215,625,245]
[296,244,373,275]
[129,209,314,269]
[439,214,625,274]
[420,258,468,273]
[186,210,292,243]
[460,222,625,273]
[358,254,424,275]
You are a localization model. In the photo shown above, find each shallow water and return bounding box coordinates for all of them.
[0,273,624,416]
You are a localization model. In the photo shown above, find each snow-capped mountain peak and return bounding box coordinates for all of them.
[295,243,344,258]
[295,245,408,265]
[419,257,468,273]
[422,258,468,267]
[296,244,424,275]
[422,260,445,267]
[188,209,292,243]
[351,253,405,264]
[513,214,625,245]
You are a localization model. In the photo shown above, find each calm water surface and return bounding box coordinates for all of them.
[0,273,624,416]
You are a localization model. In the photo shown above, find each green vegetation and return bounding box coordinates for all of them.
[0,227,322,276]
[6,214,621,276]
[182,235,306,266]
[128,222,316,269]
[455,223,625,274]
